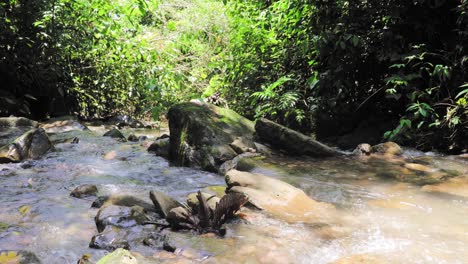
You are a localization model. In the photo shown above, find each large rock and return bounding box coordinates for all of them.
[149,190,183,218]
[255,118,342,157]
[225,170,336,223]
[0,117,38,146]
[0,128,52,163]
[168,101,255,172]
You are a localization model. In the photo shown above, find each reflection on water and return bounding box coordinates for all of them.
[0,128,467,263]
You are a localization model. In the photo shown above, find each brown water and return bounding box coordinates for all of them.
[0,127,467,263]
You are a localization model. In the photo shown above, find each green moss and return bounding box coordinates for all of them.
[0,222,8,232]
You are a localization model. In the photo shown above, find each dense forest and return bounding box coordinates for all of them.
[1,0,467,153]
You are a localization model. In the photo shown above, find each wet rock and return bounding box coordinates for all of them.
[103,128,126,141]
[127,134,139,142]
[90,225,130,250]
[138,135,148,141]
[253,142,274,156]
[167,101,255,173]
[0,250,41,264]
[422,176,468,198]
[186,192,220,213]
[372,142,403,156]
[91,195,156,212]
[166,206,193,229]
[0,128,52,163]
[255,118,343,157]
[0,117,38,147]
[229,137,256,154]
[95,205,153,232]
[352,143,372,156]
[40,119,88,133]
[225,170,336,223]
[70,184,98,198]
[150,190,183,218]
[147,138,170,159]
[219,152,261,175]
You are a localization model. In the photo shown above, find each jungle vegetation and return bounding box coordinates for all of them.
[0,0,467,152]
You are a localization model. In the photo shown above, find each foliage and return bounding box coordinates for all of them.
[223,0,467,152]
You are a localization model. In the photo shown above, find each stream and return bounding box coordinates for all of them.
[0,126,467,263]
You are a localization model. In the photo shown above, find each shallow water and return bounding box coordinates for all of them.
[0,127,467,263]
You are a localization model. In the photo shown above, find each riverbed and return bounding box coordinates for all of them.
[0,127,467,263]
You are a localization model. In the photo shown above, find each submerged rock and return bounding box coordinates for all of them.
[167,101,255,172]
[255,118,343,157]
[149,190,183,218]
[70,184,98,198]
[0,250,41,264]
[103,128,126,141]
[330,254,387,264]
[91,195,156,213]
[95,205,157,232]
[0,128,52,163]
[225,170,336,223]
[422,176,468,198]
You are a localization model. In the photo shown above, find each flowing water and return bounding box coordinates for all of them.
[0,127,467,263]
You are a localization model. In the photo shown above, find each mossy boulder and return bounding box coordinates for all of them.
[0,117,38,146]
[167,101,255,172]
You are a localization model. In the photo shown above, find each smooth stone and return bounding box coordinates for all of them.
[226,170,337,223]
[372,142,403,156]
[70,184,98,198]
[150,190,183,218]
